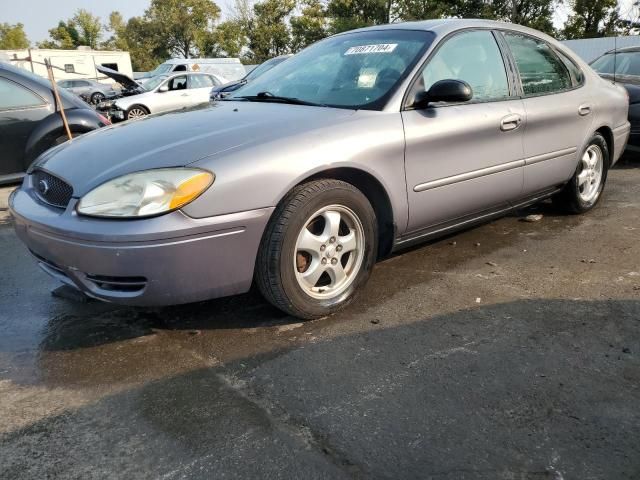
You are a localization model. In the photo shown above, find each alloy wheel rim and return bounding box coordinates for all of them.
[578,145,604,203]
[294,205,365,300]
[93,94,104,104]
[128,108,146,119]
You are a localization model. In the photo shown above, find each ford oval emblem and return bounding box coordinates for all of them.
[38,179,50,195]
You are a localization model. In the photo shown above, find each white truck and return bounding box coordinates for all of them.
[138,58,246,83]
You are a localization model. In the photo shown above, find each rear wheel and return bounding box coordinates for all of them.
[256,179,377,319]
[553,133,609,214]
[126,105,149,120]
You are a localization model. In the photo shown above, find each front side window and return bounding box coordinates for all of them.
[417,30,510,102]
[0,77,46,110]
[167,75,187,91]
[230,29,434,110]
[503,32,572,96]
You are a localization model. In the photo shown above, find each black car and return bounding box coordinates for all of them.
[590,47,640,153]
[209,55,291,101]
[0,62,110,184]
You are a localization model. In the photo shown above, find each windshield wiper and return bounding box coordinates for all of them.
[236,91,328,107]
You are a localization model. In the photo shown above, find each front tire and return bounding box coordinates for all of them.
[256,179,377,319]
[126,105,149,120]
[553,133,609,214]
[91,92,105,105]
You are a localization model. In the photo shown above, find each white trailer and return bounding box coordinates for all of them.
[0,47,134,85]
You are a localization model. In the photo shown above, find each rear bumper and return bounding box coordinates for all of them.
[9,181,273,306]
[613,122,631,163]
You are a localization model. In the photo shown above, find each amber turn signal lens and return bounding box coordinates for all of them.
[169,172,215,210]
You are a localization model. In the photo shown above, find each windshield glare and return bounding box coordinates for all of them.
[231,30,434,109]
[591,52,640,76]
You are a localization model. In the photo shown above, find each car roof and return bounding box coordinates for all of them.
[603,46,640,54]
[346,18,557,43]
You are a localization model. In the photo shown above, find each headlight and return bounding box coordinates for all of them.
[77,168,214,218]
[98,100,115,109]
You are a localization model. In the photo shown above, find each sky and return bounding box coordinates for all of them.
[0,0,234,43]
[0,0,638,44]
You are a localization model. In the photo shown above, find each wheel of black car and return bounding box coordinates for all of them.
[126,105,149,120]
[553,133,610,214]
[91,92,105,105]
[256,179,377,319]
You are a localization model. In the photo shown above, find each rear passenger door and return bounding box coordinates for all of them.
[187,74,218,106]
[402,30,526,232]
[502,32,593,196]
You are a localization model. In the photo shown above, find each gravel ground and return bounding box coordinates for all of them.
[0,160,638,479]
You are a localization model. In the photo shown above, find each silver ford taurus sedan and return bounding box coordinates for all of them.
[10,20,630,319]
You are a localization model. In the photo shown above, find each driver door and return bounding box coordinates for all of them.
[402,30,526,233]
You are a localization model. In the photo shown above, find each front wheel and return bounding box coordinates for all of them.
[91,92,105,105]
[256,179,377,319]
[126,105,149,120]
[553,133,609,214]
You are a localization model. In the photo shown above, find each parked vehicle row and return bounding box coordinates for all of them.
[9,20,630,319]
[590,46,640,152]
[210,55,292,100]
[57,78,117,105]
[96,70,224,121]
[0,62,110,185]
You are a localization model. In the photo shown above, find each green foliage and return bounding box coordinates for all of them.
[562,0,620,39]
[291,0,328,51]
[0,23,30,49]
[326,0,392,34]
[73,9,102,49]
[145,0,220,58]
[203,20,248,58]
[246,0,296,63]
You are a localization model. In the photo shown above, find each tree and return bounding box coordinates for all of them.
[205,20,248,58]
[103,11,129,51]
[246,0,296,63]
[145,0,221,58]
[0,23,29,49]
[38,21,79,49]
[37,9,103,49]
[492,0,557,35]
[562,0,620,39]
[73,9,102,48]
[291,0,328,51]
[326,0,392,34]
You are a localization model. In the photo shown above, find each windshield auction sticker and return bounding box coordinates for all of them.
[344,44,398,55]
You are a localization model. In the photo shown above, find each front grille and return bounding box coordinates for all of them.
[32,170,73,208]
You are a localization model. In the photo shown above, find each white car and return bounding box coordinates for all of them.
[107,72,226,121]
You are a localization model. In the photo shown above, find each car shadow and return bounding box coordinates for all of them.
[2,299,638,480]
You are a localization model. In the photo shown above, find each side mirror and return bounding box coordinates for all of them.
[158,85,169,93]
[411,79,473,109]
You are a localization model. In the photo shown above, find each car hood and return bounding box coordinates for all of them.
[33,102,356,196]
[97,65,141,91]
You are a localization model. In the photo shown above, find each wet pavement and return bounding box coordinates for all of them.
[1,163,639,479]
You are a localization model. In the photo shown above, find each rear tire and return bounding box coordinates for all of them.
[553,133,609,214]
[256,179,377,319]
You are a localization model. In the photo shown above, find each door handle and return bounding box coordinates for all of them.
[500,114,522,132]
[579,104,592,116]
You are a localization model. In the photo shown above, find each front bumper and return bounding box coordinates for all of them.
[9,177,273,306]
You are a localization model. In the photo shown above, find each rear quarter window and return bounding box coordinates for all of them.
[0,77,46,110]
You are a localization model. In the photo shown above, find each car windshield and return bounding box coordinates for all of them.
[591,52,640,76]
[144,76,167,91]
[229,29,434,109]
[147,63,174,77]
[244,57,288,82]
